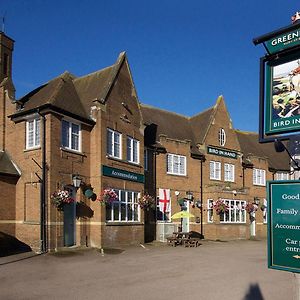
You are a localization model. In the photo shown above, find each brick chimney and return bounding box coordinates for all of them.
[0,32,14,83]
[0,32,15,150]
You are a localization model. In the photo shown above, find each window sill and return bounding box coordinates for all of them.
[166,173,187,177]
[24,146,41,152]
[106,155,142,168]
[60,147,85,156]
[105,222,143,226]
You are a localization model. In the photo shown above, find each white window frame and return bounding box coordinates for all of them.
[218,128,226,147]
[224,163,235,182]
[207,199,214,223]
[105,189,140,222]
[26,117,40,149]
[107,128,122,159]
[61,119,81,152]
[127,136,140,164]
[208,199,246,223]
[262,198,268,224]
[167,153,186,176]
[253,168,266,186]
[275,172,289,181]
[210,161,221,180]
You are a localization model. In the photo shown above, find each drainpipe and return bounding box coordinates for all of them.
[200,159,203,237]
[38,111,47,253]
[153,149,157,240]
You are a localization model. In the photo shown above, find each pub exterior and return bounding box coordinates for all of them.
[0,30,291,252]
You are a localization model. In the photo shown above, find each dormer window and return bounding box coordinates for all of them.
[218,128,226,147]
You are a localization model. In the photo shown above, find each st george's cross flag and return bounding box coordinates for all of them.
[158,188,170,213]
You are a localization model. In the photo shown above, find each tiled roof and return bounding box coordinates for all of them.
[14,53,127,122]
[235,130,290,171]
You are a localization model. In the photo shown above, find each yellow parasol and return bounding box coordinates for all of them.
[171,211,195,219]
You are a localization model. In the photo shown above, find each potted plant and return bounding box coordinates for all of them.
[213,199,229,215]
[51,189,75,211]
[138,194,156,210]
[98,188,118,205]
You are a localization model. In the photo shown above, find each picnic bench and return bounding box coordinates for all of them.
[166,232,200,247]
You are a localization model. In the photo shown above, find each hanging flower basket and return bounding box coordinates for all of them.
[245,203,258,214]
[138,194,156,210]
[213,199,229,215]
[98,188,118,205]
[51,190,75,211]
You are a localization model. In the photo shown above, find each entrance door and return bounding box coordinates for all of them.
[182,201,190,232]
[63,187,76,246]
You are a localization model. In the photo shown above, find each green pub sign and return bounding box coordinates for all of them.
[265,51,300,135]
[265,27,300,54]
[268,181,300,273]
[102,165,144,183]
[207,146,238,159]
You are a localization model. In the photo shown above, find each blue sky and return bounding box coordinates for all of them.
[0,1,298,132]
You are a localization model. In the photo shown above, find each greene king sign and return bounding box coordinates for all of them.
[265,28,300,54]
[268,181,300,273]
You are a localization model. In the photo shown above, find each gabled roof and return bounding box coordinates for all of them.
[0,151,20,177]
[236,130,290,171]
[190,106,214,144]
[12,52,128,123]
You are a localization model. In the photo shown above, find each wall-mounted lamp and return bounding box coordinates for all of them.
[175,191,180,196]
[232,190,237,196]
[72,174,82,188]
[186,190,194,201]
[253,197,260,205]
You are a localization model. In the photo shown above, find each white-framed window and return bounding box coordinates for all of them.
[253,168,266,186]
[275,172,289,181]
[207,199,214,223]
[107,128,122,159]
[224,163,235,182]
[26,118,40,149]
[262,198,267,224]
[105,189,140,222]
[208,199,247,223]
[210,161,221,180]
[218,128,226,147]
[144,149,148,171]
[127,136,139,164]
[167,154,186,176]
[61,119,81,152]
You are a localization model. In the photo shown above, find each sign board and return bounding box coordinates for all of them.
[265,52,300,135]
[265,27,300,54]
[207,146,238,159]
[268,180,300,273]
[102,165,144,183]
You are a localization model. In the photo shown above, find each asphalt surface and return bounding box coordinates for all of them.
[0,239,296,300]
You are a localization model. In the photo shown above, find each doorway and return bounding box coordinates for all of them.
[182,200,190,232]
[63,186,76,247]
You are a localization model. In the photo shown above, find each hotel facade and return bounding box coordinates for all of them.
[0,32,290,251]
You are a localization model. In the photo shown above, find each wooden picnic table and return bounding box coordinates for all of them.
[166,231,200,247]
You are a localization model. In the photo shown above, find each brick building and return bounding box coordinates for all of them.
[0,31,290,252]
[142,96,290,241]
